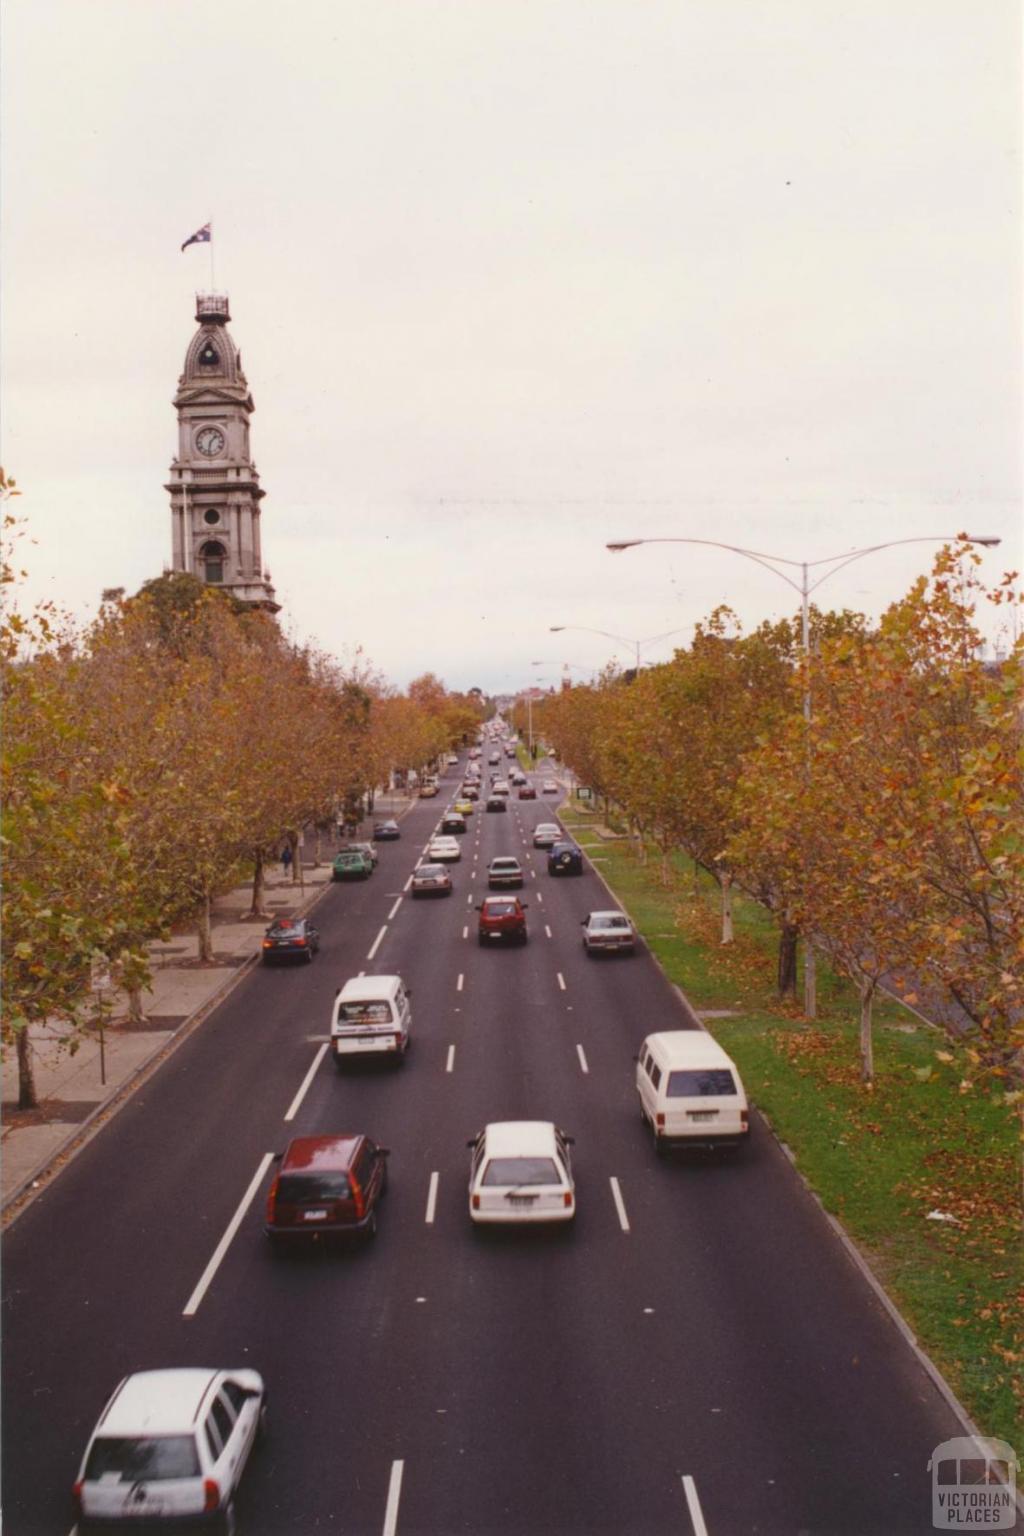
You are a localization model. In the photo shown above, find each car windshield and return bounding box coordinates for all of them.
[666,1069,737,1097]
[482,1157,561,1187]
[85,1435,201,1482]
[277,1172,352,1202]
[593,916,629,930]
[337,1001,392,1023]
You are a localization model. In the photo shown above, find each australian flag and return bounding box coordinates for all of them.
[181,222,212,252]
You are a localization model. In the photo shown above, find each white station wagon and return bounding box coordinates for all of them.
[426,835,461,863]
[73,1367,266,1531]
[467,1121,576,1224]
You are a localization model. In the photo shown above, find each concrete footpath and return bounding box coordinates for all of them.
[1,801,416,1215]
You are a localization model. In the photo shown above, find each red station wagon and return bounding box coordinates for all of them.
[265,1134,389,1245]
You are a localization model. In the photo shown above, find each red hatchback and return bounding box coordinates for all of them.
[477,895,529,946]
[265,1134,389,1245]
[518,785,537,800]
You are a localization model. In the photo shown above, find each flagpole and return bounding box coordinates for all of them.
[209,221,215,289]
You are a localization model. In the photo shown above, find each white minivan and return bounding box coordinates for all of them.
[636,1030,749,1152]
[331,975,412,1067]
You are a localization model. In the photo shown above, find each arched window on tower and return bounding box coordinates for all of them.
[200,541,227,584]
[198,342,220,368]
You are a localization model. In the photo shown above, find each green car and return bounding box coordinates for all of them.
[332,849,373,882]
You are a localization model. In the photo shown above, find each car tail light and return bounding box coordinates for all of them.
[352,1182,365,1219]
[472,1194,481,1210]
[71,1481,83,1515]
[262,940,273,949]
[741,1110,749,1131]
[563,1192,573,1208]
[655,1113,665,1128]
[265,1176,279,1222]
[292,937,307,947]
[203,1479,220,1513]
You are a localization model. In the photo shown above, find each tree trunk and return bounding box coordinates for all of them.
[660,851,671,886]
[313,825,322,866]
[692,857,701,896]
[288,830,302,887]
[777,921,799,995]
[126,983,147,1025]
[246,847,270,920]
[858,975,876,1083]
[720,871,734,944]
[804,938,817,1019]
[197,891,214,962]
[16,1024,37,1110]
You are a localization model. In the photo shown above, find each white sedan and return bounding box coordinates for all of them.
[426,836,462,863]
[532,823,561,848]
[581,910,637,955]
[542,779,560,794]
[467,1121,576,1224]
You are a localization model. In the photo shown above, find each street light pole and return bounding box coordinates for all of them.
[608,533,1001,1016]
[549,623,689,670]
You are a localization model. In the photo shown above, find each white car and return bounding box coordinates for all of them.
[73,1367,266,1530]
[581,910,637,955]
[490,781,510,798]
[532,823,561,848]
[446,754,459,766]
[488,856,524,889]
[467,1121,576,1224]
[542,779,560,794]
[427,836,461,863]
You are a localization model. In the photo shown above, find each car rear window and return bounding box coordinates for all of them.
[85,1435,201,1482]
[485,901,517,916]
[482,1157,561,1186]
[337,1001,393,1023]
[277,1173,352,1202]
[592,916,628,929]
[666,1069,737,1097]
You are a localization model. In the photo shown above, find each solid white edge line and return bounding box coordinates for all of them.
[284,1042,329,1121]
[682,1475,709,1536]
[457,973,464,992]
[609,1175,630,1233]
[367,924,388,961]
[403,874,413,892]
[382,1459,405,1536]
[576,1043,589,1074]
[388,896,402,920]
[556,971,566,991]
[183,1153,274,1316]
[446,1044,455,1073]
[425,1171,439,1224]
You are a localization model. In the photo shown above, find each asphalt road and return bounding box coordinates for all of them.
[2,751,964,1535]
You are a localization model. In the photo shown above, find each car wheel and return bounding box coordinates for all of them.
[333,1056,346,1073]
[305,948,314,964]
[478,934,487,946]
[217,1499,237,1536]
[365,1210,378,1240]
[257,1399,269,1446]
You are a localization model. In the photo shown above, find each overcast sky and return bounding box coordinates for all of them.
[3,0,1020,692]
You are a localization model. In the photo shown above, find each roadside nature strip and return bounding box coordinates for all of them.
[558,798,1024,1446]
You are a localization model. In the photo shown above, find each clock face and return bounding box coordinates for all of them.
[195,427,225,458]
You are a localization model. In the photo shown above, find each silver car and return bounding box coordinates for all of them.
[581,910,637,955]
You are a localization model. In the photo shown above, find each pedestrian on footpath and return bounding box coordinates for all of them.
[281,843,293,876]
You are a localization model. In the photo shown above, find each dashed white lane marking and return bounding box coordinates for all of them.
[382,1460,405,1536]
[284,1043,329,1121]
[425,1171,439,1224]
[556,972,567,991]
[682,1475,710,1536]
[530,869,536,879]
[466,894,473,906]
[446,1045,455,1073]
[462,925,468,939]
[367,925,387,961]
[388,896,403,920]
[536,891,543,904]
[457,973,464,992]
[610,1176,630,1233]
[545,924,552,939]
[184,1154,274,1316]
[577,1044,589,1074]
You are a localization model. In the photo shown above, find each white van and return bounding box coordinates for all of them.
[636,1030,749,1151]
[331,975,412,1066]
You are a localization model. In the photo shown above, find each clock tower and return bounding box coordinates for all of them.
[165,292,279,611]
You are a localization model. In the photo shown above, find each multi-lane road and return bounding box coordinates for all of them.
[3,752,965,1534]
